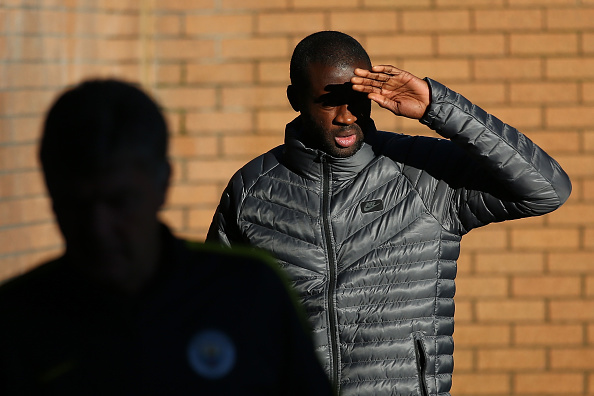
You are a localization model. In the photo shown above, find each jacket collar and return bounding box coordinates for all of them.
[282,116,378,181]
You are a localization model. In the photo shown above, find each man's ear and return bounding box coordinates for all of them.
[287,85,300,112]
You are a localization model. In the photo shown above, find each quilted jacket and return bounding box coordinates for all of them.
[207,79,571,395]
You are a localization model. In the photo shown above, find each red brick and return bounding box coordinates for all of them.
[481,105,543,129]
[402,10,470,32]
[515,373,584,394]
[510,0,584,4]
[475,252,545,274]
[153,0,214,10]
[586,228,594,249]
[547,203,594,225]
[366,35,434,58]
[438,34,505,56]
[514,324,584,346]
[453,324,511,346]
[159,207,185,230]
[510,228,580,250]
[447,82,506,106]
[222,0,288,9]
[478,348,545,370]
[187,62,255,84]
[330,11,398,33]
[451,350,474,371]
[583,33,594,54]
[475,9,543,31]
[221,86,286,108]
[258,12,325,34]
[476,300,545,321]
[221,37,289,59]
[546,7,594,29]
[0,89,56,116]
[154,39,215,60]
[453,300,474,322]
[547,58,594,79]
[4,117,42,143]
[0,171,46,199]
[551,154,594,177]
[222,135,282,157]
[186,14,253,35]
[582,82,594,103]
[550,300,594,321]
[450,374,509,395]
[587,276,594,297]
[455,276,508,298]
[154,15,183,36]
[512,275,581,297]
[526,130,580,153]
[0,144,38,171]
[256,109,297,133]
[258,60,290,84]
[547,106,594,129]
[155,87,216,110]
[474,58,542,80]
[510,33,578,55]
[0,197,53,226]
[295,0,358,6]
[166,183,220,205]
[461,226,508,250]
[186,159,249,183]
[170,136,218,158]
[155,64,182,85]
[551,347,594,369]
[364,0,429,6]
[0,223,62,255]
[584,180,594,201]
[402,59,471,81]
[186,111,253,134]
[510,82,579,104]
[188,208,218,229]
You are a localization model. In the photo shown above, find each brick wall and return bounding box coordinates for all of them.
[1,0,593,394]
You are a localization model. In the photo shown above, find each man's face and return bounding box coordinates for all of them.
[297,61,372,158]
[47,158,167,291]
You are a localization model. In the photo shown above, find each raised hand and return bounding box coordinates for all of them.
[351,65,431,120]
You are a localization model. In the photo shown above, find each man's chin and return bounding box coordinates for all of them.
[325,140,364,158]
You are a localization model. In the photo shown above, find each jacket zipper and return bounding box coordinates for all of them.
[414,336,429,396]
[321,156,340,393]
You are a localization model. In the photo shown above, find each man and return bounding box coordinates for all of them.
[207,31,572,396]
[0,79,333,395]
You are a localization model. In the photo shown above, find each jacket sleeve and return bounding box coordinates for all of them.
[206,171,245,247]
[416,78,571,234]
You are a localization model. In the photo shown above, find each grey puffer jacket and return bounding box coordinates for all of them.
[207,79,571,396]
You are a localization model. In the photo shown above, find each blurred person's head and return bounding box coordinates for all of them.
[288,31,372,158]
[40,79,171,294]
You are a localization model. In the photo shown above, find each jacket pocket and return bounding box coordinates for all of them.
[413,333,429,396]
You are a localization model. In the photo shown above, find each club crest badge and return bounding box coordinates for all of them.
[187,329,236,380]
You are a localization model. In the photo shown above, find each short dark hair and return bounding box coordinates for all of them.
[40,79,168,181]
[290,31,372,88]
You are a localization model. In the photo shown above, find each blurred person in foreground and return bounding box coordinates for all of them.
[207,31,572,395]
[0,79,333,396]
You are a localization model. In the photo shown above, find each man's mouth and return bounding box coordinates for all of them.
[335,134,357,148]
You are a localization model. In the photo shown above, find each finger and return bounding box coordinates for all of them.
[351,76,385,89]
[371,65,403,75]
[351,83,381,94]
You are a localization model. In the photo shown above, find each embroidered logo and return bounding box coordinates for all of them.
[360,199,384,213]
[187,329,236,380]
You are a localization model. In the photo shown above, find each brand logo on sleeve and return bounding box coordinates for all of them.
[187,329,236,380]
[360,199,384,213]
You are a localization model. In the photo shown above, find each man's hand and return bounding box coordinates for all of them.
[351,65,431,120]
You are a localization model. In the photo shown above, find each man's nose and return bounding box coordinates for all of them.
[334,104,357,125]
